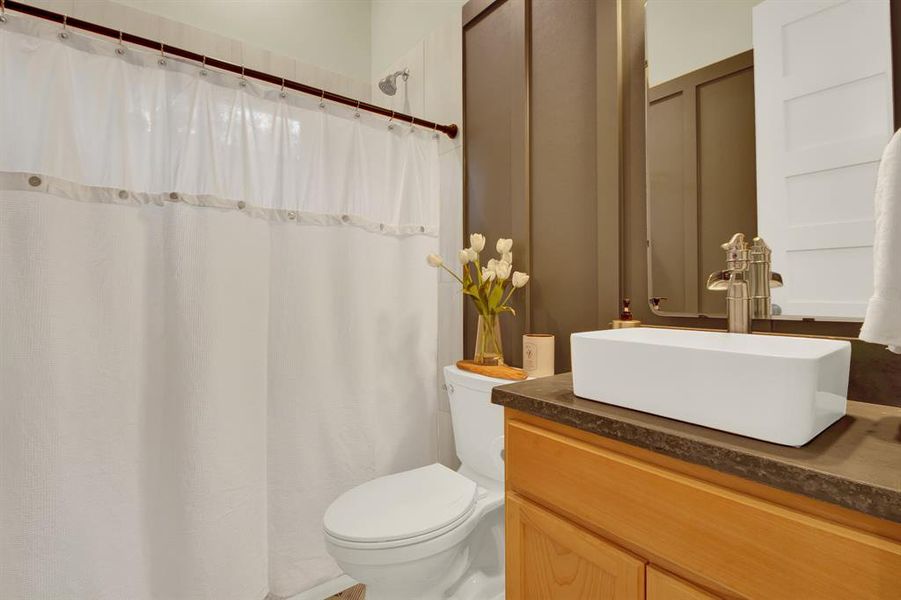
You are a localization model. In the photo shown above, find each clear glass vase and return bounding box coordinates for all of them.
[474,314,504,366]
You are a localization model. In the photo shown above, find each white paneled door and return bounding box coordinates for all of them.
[753,0,894,319]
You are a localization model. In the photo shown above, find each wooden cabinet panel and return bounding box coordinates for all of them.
[647,567,719,600]
[506,492,645,600]
[506,418,901,599]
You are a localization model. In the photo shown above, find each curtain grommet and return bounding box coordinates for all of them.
[287,211,297,220]
[379,223,385,231]
[118,190,129,200]
[28,175,42,187]
[341,214,349,223]
[237,201,247,210]
[169,192,179,201]
[419,226,425,233]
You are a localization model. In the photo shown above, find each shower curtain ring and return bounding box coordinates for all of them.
[354,100,361,119]
[387,111,395,130]
[158,42,167,66]
[319,90,326,109]
[116,31,126,55]
[279,77,287,98]
[239,65,247,87]
[58,14,69,39]
[1,0,8,24]
[199,56,208,76]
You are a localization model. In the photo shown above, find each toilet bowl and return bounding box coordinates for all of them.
[323,366,508,600]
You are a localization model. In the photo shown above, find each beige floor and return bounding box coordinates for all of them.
[326,583,365,600]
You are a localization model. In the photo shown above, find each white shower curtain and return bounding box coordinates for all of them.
[0,17,439,600]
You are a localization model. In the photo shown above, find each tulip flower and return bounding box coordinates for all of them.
[427,254,444,267]
[512,272,530,288]
[494,260,512,281]
[470,233,486,253]
[496,238,513,254]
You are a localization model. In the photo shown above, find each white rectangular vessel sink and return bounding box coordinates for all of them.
[571,328,851,446]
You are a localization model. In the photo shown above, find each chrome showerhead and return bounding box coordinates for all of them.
[378,68,410,96]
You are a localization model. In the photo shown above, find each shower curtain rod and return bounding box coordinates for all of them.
[2,0,459,139]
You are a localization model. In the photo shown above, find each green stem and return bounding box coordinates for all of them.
[500,283,515,307]
[439,263,465,286]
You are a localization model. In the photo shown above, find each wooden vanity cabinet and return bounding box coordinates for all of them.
[646,568,719,600]
[504,409,901,600]
[507,493,645,599]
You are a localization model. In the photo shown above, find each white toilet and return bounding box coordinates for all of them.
[323,366,507,600]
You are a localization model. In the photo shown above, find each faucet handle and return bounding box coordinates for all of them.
[721,233,749,271]
[648,297,668,311]
[721,232,747,252]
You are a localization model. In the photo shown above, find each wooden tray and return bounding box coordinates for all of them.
[456,360,528,381]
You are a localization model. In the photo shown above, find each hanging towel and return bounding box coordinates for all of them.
[860,129,901,353]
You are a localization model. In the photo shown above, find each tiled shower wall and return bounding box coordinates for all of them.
[369,12,464,470]
[24,0,372,99]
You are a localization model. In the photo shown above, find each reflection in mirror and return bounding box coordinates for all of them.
[645,0,896,321]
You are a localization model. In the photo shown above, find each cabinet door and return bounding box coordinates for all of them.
[506,492,645,600]
[647,566,719,600]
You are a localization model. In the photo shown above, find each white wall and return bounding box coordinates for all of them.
[114,0,372,83]
[370,0,466,79]
[646,0,764,86]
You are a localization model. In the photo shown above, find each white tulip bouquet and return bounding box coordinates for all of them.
[427,234,529,365]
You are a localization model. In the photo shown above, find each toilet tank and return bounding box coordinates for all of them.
[443,366,506,483]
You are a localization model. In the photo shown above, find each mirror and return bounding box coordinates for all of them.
[644,0,896,321]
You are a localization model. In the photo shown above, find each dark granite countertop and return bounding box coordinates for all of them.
[493,373,901,523]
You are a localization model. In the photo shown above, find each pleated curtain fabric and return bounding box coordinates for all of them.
[0,17,440,600]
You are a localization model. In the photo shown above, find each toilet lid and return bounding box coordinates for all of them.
[323,464,478,544]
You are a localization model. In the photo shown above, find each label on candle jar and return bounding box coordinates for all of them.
[524,341,538,371]
[523,334,554,378]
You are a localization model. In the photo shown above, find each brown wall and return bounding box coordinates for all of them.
[463,0,530,367]
[529,0,599,370]
[464,0,613,371]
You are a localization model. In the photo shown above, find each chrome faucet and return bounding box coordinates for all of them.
[707,233,752,333]
[706,233,783,333]
[748,236,783,319]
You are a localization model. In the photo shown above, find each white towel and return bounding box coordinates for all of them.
[860,129,901,353]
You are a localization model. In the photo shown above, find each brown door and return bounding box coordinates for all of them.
[506,493,645,600]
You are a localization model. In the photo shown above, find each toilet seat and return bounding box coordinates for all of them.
[324,464,478,549]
